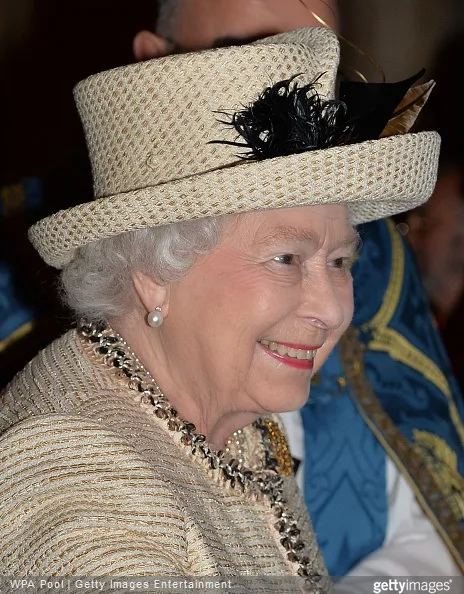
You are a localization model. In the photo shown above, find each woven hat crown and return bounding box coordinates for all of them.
[29,27,440,269]
[74,28,339,198]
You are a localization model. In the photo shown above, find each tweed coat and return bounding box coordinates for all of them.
[0,329,329,592]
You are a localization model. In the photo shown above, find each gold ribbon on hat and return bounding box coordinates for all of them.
[306,0,386,82]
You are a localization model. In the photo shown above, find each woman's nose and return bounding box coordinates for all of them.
[298,271,352,331]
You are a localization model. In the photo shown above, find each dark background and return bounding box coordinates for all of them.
[1,1,157,194]
[0,1,157,386]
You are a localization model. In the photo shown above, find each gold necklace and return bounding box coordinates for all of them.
[80,321,327,589]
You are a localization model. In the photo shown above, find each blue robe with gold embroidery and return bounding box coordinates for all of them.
[301,218,464,576]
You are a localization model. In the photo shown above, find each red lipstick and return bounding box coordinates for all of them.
[258,342,317,370]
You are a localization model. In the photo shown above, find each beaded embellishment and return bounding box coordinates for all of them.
[80,322,326,589]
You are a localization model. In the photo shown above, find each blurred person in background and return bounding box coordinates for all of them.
[401,30,464,392]
[131,0,464,583]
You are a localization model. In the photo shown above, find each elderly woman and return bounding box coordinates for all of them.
[0,28,438,590]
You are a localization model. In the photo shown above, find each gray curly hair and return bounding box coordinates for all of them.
[60,217,223,323]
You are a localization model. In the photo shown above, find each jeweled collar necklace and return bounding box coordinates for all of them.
[79,321,328,591]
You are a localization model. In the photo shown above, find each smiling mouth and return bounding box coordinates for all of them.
[258,340,318,361]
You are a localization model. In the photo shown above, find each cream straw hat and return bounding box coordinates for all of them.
[29,27,440,269]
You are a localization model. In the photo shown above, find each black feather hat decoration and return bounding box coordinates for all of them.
[210,70,432,162]
[210,74,356,160]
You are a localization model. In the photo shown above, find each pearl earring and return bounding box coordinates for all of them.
[147,307,164,328]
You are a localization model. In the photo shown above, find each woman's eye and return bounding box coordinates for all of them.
[273,254,297,265]
[330,256,356,271]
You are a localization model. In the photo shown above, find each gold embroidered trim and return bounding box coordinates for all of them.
[369,328,464,446]
[412,430,464,522]
[340,327,464,573]
[361,217,464,446]
[0,320,36,354]
[369,328,451,396]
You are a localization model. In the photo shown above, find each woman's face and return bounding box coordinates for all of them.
[162,204,357,417]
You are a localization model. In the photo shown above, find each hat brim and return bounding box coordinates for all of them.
[29,131,440,269]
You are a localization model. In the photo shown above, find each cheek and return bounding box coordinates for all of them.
[343,280,355,327]
[214,261,299,320]
[314,278,354,372]
[333,272,354,326]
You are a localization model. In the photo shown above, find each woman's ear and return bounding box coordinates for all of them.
[133,30,172,60]
[132,271,170,317]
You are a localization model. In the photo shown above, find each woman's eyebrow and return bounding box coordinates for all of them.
[253,226,320,249]
[338,231,362,252]
[254,226,361,251]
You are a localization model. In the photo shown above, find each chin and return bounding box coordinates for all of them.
[259,382,311,415]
